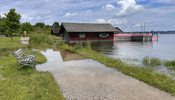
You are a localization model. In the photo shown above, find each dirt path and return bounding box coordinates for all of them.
[36,49,175,100]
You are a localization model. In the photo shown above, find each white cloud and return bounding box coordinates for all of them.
[37,16,41,20]
[94,18,106,23]
[44,18,53,25]
[134,24,141,27]
[103,4,116,12]
[107,19,127,25]
[117,0,144,17]
[63,12,78,18]
[21,14,33,21]
[0,0,175,31]
[94,18,127,26]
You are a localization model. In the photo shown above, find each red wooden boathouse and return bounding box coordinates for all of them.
[59,22,120,43]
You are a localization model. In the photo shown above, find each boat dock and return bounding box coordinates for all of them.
[114,33,158,41]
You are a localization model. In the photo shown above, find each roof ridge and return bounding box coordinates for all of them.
[61,22,111,25]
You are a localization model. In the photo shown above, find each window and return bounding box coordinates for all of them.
[79,34,85,38]
[99,33,109,37]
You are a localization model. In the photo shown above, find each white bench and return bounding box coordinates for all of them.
[21,37,30,44]
[12,49,36,73]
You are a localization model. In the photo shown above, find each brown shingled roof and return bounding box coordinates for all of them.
[61,22,120,33]
[115,27,123,33]
[52,28,60,33]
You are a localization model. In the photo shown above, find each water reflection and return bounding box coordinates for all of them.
[60,50,87,62]
[91,34,175,61]
[91,41,154,61]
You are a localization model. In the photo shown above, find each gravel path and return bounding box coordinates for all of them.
[36,49,175,100]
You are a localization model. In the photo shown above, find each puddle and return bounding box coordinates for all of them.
[36,49,175,100]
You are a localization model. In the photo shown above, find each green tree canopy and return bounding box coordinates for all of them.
[0,15,3,22]
[45,25,52,31]
[20,22,33,34]
[4,8,21,41]
[35,22,45,28]
[52,22,60,28]
[0,15,6,34]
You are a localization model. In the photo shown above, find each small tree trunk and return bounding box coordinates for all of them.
[11,33,13,41]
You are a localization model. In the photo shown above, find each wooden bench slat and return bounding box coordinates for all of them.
[15,49,22,54]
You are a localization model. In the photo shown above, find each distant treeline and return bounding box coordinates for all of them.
[124,31,175,34]
[152,31,175,34]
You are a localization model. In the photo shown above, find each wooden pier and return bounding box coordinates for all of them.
[114,33,158,41]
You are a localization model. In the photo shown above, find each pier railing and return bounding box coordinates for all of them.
[114,33,158,41]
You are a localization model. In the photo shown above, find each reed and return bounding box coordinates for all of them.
[150,57,162,66]
[142,56,150,65]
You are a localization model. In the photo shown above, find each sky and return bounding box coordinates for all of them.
[0,0,175,32]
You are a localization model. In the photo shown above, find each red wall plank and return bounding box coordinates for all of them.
[69,32,114,41]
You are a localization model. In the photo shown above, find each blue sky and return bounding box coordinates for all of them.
[0,0,175,32]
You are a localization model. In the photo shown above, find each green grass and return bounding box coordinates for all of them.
[58,44,175,95]
[0,51,65,100]
[0,37,65,100]
[0,37,26,49]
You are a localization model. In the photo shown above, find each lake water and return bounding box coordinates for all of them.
[91,34,175,61]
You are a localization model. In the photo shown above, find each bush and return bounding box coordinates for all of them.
[75,42,83,50]
[29,34,48,44]
[47,37,54,45]
[57,40,65,47]
[85,40,91,50]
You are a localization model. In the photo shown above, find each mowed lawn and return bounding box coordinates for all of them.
[0,37,26,48]
[0,37,65,100]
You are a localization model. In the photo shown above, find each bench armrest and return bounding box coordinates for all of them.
[23,51,35,55]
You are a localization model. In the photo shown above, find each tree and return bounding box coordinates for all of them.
[35,22,45,28]
[0,15,6,34]
[20,22,33,34]
[0,16,3,33]
[0,15,3,22]
[45,25,52,31]
[52,22,60,28]
[4,8,21,41]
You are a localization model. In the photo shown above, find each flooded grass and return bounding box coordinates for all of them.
[150,58,162,66]
[142,56,162,66]
[164,60,175,68]
[58,44,175,95]
[142,56,175,70]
